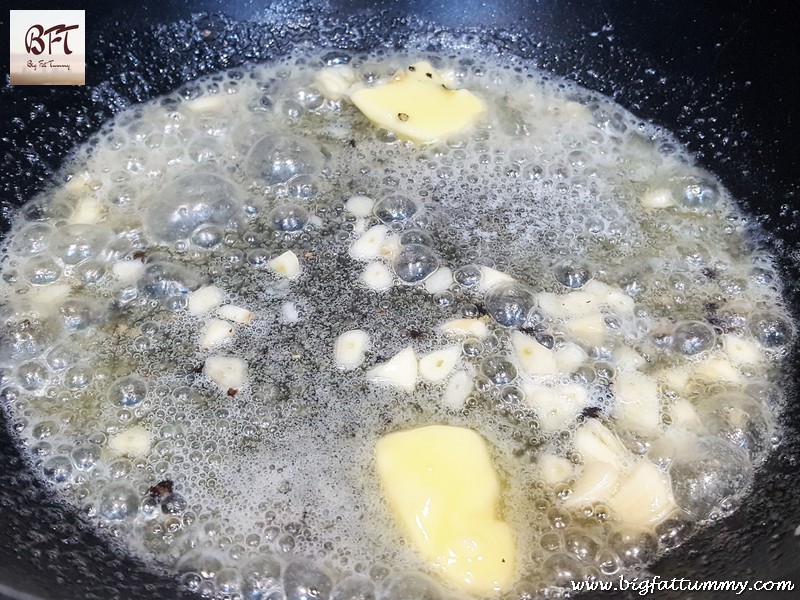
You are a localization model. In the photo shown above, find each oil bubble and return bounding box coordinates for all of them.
[145,172,241,243]
[484,282,537,327]
[283,559,332,600]
[269,204,309,232]
[245,135,325,186]
[374,195,418,223]
[672,320,716,356]
[393,244,438,283]
[98,482,140,521]
[43,455,73,483]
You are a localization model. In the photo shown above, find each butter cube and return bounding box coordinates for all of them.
[351,62,485,143]
[375,426,515,593]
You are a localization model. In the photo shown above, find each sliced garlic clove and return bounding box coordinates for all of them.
[108,426,151,456]
[200,319,236,349]
[361,262,394,292]
[574,420,630,470]
[536,453,575,486]
[216,304,255,324]
[366,346,417,392]
[419,346,462,383]
[188,285,224,316]
[563,460,619,508]
[477,266,515,293]
[334,330,370,371]
[607,460,677,528]
[204,356,247,391]
[439,318,489,340]
[511,330,558,376]
[349,224,389,261]
[268,250,301,280]
[442,370,473,410]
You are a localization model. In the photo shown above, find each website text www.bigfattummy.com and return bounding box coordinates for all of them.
[571,576,795,595]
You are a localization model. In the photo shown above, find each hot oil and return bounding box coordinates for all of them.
[0,45,794,599]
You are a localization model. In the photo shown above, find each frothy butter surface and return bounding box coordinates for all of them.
[0,43,793,600]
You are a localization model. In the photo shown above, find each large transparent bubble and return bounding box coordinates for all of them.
[144,172,242,244]
[245,134,325,186]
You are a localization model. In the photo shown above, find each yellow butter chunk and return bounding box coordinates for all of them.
[375,425,515,593]
[351,62,485,143]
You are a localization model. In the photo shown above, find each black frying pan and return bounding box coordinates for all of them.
[1,1,798,599]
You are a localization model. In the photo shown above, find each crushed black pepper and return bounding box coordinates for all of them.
[397,112,409,122]
[408,65,416,72]
[147,480,174,499]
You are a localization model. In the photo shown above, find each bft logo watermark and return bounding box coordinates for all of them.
[10,10,85,85]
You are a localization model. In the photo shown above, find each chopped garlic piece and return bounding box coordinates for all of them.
[614,345,646,372]
[350,61,485,143]
[478,266,515,293]
[112,260,145,283]
[439,318,489,340]
[640,188,676,209]
[669,398,704,432]
[361,262,394,292]
[511,330,558,375]
[68,197,104,225]
[349,225,389,261]
[419,346,461,383]
[108,426,151,456]
[334,330,370,371]
[185,94,225,112]
[721,333,763,365]
[693,357,744,384]
[201,319,235,349]
[554,342,587,373]
[345,195,374,218]
[607,461,677,528]
[314,65,357,101]
[523,383,588,432]
[216,304,254,324]
[188,285,224,316]
[424,266,453,294]
[268,250,301,280]
[563,460,619,508]
[375,426,515,593]
[614,371,662,435]
[565,312,606,346]
[204,356,247,391]
[443,370,473,410]
[574,420,630,470]
[366,346,417,392]
[26,283,71,313]
[281,301,299,323]
[536,454,575,486]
